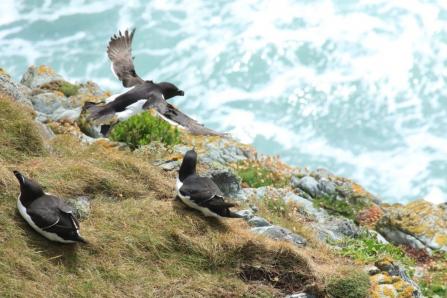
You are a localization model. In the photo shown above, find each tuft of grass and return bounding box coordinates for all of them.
[235,160,289,188]
[418,252,447,297]
[109,112,180,149]
[332,232,415,268]
[0,94,46,161]
[326,271,370,298]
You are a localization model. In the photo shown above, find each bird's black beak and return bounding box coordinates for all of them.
[178,90,185,96]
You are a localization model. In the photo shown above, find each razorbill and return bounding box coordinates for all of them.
[82,28,224,137]
[176,149,241,218]
[13,171,87,243]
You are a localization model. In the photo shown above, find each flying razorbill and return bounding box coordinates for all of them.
[13,171,87,243]
[83,29,223,136]
[176,149,241,218]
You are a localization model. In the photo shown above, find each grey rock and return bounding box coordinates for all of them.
[286,293,316,298]
[158,160,179,171]
[67,196,90,220]
[365,266,380,275]
[0,74,32,106]
[205,169,241,196]
[369,230,389,244]
[34,120,55,141]
[251,225,307,246]
[31,92,81,122]
[313,217,362,242]
[377,226,428,251]
[20,65,64,88]
[294,176,320,197]
[233,209,254,220]
[318,178,336,196]
[311,168,334,180]
[284,192,328,222]
[247,216,271,227]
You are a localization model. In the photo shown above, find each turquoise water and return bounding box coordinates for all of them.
[1,0,446,203]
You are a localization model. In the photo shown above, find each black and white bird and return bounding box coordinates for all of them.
[13,171,87,243]
[176,149,241,218]
[82,29,223,137]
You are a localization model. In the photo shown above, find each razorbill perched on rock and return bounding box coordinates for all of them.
[176,149,241,218]
[82,29,224,137]
[13,171,87,243]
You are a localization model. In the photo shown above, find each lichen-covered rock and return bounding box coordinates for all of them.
[21,65,65,88]
[67,196,90,220]
[233,209,254,220]
[32,91,82,122]
[369,258,422,298]
[251,225,307,246]
[205,169,241,196]
[377,200,447,252]
[0,71,32,106]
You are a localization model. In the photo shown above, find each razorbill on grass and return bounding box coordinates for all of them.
[176,149,241,218]
[13,171,87,243]
[82,29,224,137]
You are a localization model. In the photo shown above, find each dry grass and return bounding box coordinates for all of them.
[0,93,362,297]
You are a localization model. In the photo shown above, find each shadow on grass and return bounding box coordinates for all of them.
[171,197,231,233]
[14,211,81,271]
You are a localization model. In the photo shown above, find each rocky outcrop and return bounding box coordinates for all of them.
[377,200,447,253]
[1,64,443,297]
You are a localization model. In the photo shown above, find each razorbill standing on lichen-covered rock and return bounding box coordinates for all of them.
[176,149,242,218]
[13,171,87,243]
[82,28,224,137]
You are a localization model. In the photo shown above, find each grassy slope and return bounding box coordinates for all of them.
[0,93,361,297]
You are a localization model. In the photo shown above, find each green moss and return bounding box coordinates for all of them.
[313,196,355,218]
[236,162,288,188]
[109,112,180,149]
[332,232,415,268]
[326,271,370,298]
[58,81,80,97]
[40,80,80,97]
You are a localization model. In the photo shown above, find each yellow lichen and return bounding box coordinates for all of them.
[434,233,447,246]
[37,65,55,75]
[381,284,397,297]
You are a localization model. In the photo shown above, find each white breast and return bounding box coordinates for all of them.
[17,194,76,243]
[116,99,147,121]
[175,178,221,219]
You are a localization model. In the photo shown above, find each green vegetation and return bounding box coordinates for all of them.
[235,160,289,188]
[419,252,447,297]
[40,80,80,97]
[313,194,369,219]
[109,112,180,149]
[333,232,415,268]
[326,271,370,298]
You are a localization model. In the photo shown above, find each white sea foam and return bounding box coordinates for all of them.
[0,0,445,203]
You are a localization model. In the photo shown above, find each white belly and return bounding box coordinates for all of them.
[116,99,147,121]
[17,195,76,243]
[175,178,221,218]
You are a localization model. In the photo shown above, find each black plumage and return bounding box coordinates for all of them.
[176,149,241,218]
[13,171,86,243]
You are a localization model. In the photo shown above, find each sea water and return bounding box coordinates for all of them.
[1,0,446,203]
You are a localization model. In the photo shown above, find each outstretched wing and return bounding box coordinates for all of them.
[163,104,227,136]
[107,29,145,88]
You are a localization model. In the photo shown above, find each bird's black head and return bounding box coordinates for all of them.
[13,171,45,204]
[179,149,197,182]
[158,82,184,100]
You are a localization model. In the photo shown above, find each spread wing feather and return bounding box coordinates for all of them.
[107,29,145,87]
